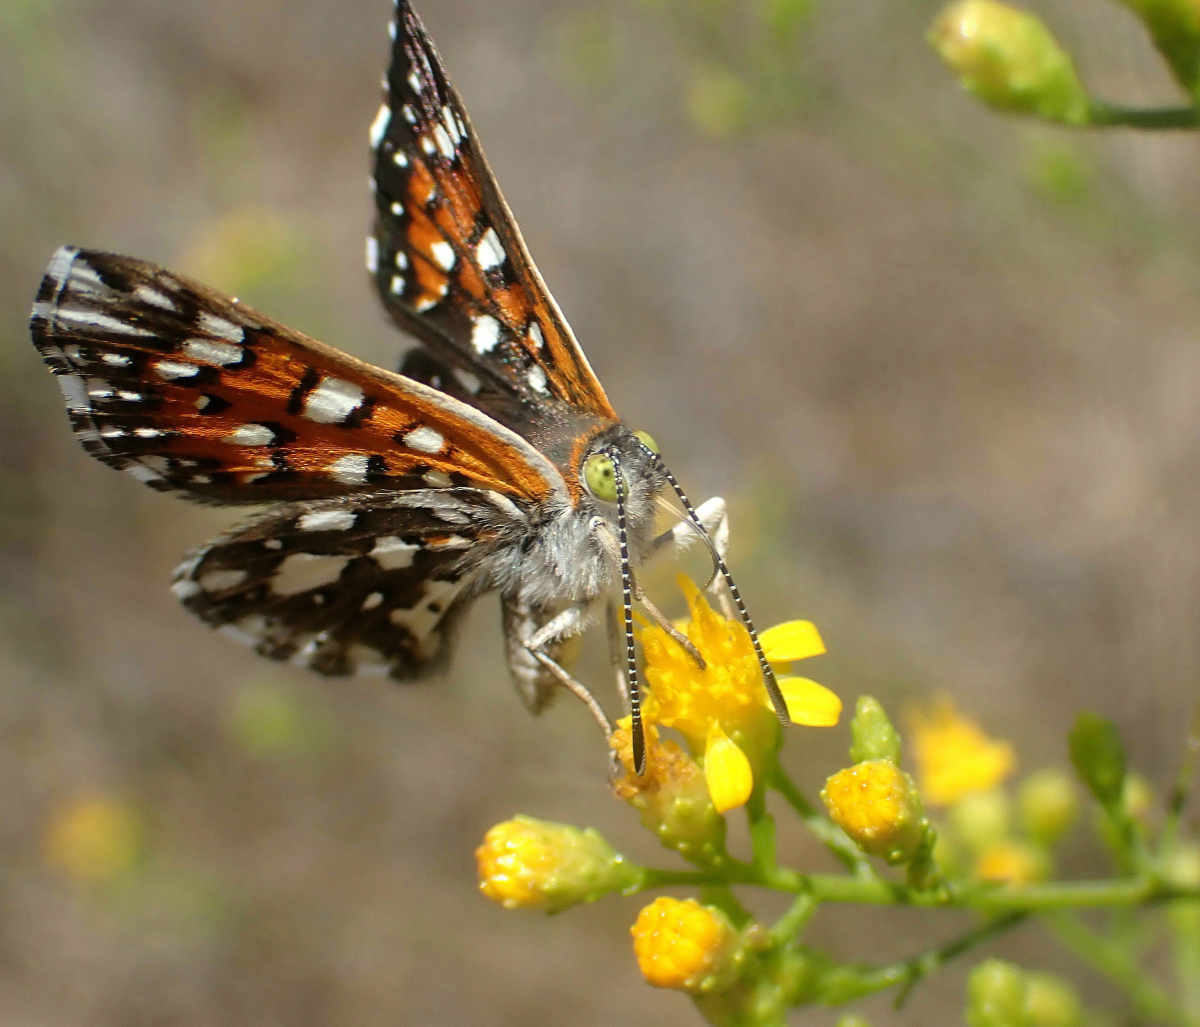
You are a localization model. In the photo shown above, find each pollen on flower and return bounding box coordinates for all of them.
[909,698,1015,806]
[821,760,928,863]
[631,896,739,993]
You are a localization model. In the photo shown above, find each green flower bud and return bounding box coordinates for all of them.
[1018,769,1077,846]
[1068,713,1126,808]
[849,695,902,764]
[967,958,1032,1027]
[1122,773,1154,823]
[1115,0,1200,95]
[928,0,1091,125]
[951,788,1011,853]
[1024,972,1083,1027]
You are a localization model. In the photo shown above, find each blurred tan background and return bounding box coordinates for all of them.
[4,0,1200,1022]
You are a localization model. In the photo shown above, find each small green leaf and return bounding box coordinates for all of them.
[849,695,902,764]
[1068,713,1126,807]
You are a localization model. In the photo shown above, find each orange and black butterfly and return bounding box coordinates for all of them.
[28,0,786,771]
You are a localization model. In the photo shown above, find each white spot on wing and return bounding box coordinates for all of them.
[171,579,202,600]
[200,568,248,592]
[155,360,198,380]
[471,315,500,354]
[528,365,548,393]
[441,106,460,144]
[393,151,409,167]
[45,246,78,288]
[56,374,88,412]
[101,352,131,367]
[362,592,384,611]
[401,104,417,124]
[390,275,406,295]
[402,426,444,453]
[528,322,544,349]
[432,124,454,159]
[394,251,408,269]
[134,286,176,311]
[369,104,392,149]
[57,309,154,337]
[198,312,244,343]
[124,463,162,484]
[183,338,242,366]
[476,228,505,271]
[366,236,380,274]
[430,240,455,270]
[271,554,350,596]
[329,454,369,484]
[224,423,274,446]
[297,509,357,532]
[370,536,418,570]
[407,70,422,93]
[419,135,435,155]
[303,377,366,424]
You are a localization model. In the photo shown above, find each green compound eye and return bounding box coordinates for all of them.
[583,452,618,502]
[633,430,659,454]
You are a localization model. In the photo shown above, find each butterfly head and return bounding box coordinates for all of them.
[579,427,665,543]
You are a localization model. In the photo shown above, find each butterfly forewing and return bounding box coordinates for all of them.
[369,1,617,421]
[174,488,526,679]
[30,246,567,506]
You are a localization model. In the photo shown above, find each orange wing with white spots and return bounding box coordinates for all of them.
[30,247,568,507]
[368,1,617,420]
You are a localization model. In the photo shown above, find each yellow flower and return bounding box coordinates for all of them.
[637,575,840,813]
[821,760,929,864]
[45,796,144,883]
[909,698,1015,806]
[631,896,741,993]
[976,839,1049,885]
[476,816,639,913]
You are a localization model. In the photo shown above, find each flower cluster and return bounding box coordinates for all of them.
[473,576,1200,1026]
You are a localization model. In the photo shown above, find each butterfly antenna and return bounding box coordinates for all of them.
[608,447,647,776]
[639,443,790,727]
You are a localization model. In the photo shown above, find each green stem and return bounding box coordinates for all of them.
[1087,101,1200,130]
[1163,698,1200,854]
[813,911,1027,1007]
[637,866,1200,910]
[770,890,818,943]
[1047,911,1185,1026]
[771,765,876,877]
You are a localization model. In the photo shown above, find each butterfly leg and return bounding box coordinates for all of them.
[647,496,737,620]
[502,600,613,747]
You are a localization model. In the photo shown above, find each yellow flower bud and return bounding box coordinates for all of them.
[612,727,728,867]
[821,760,929,864]
[1122,773,1154,823]
[1018,769,1077,846]
[476,817,639,913]
[631,897,742,993]
[928,0,1091,124]
[44,796,144,883]
[976,839,1049,885]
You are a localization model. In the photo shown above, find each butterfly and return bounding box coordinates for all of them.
[27,0,787,773]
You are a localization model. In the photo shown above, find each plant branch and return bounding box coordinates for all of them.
[1087,101,1200,130]
[1047,911,1185,1026]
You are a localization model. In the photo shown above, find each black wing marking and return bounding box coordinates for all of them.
[172,488,528,679]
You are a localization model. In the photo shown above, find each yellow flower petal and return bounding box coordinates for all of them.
[759,620,825,662]
[776,676,842,726]
[704,726,753,813]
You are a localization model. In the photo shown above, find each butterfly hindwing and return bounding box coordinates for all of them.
[173,488,527,679]
[30,246,568,506]
[369,1,617,421]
